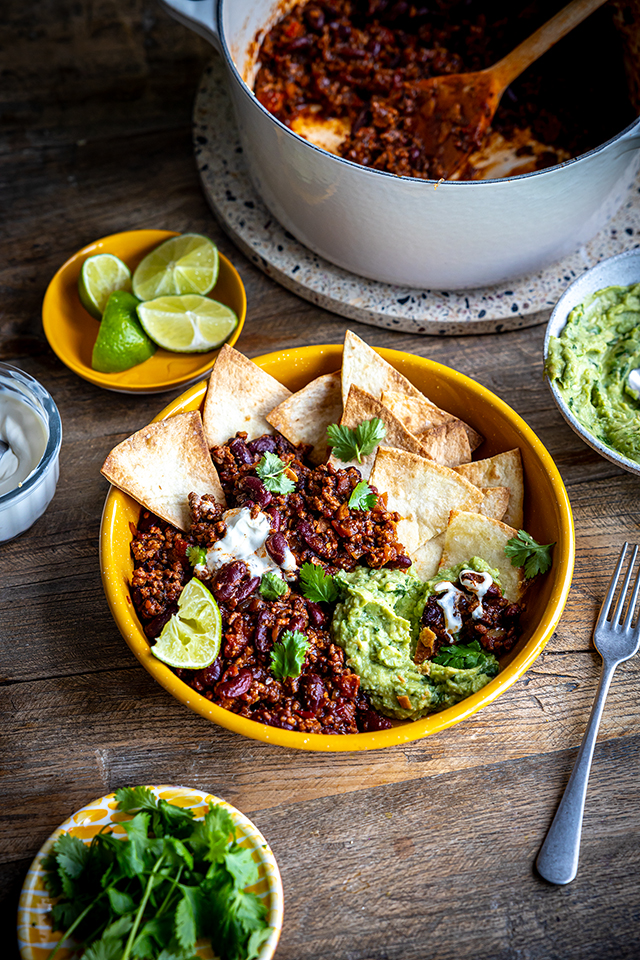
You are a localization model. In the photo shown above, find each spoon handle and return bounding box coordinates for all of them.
[491,0,608,89]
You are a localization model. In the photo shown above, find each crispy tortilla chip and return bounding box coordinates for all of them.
[369,448,483,556]
[341,330,421,406]
[327,384,430,480]
[382,390,484,452]
[409,533,445,581]
[454,449,523,528]
[480,486,510,522]
[415,626,438,664]
[418,420,472,467]
[101,411,224,531]
[266,371,342,465]
[439,510,526,603]
[202,344,291,448]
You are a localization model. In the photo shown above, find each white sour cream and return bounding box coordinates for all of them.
[0,393,49,496]
[433,581,464,639]
[459,569,494,621]
[204,506,297,581]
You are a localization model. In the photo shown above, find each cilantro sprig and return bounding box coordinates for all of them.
[270,629,310,680]
[504,529,555,578]
[433,640,499,673]
[348,481,377,511]
[326,418,386,463]
[186,545,207,567]
[260,570,288,600]
[299,562,338,603]
[255,452,296,494]
[42,786,270,960]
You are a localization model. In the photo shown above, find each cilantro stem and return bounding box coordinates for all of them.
[47,891,106,960]
[121,855,165,960]
[154,864,183,918]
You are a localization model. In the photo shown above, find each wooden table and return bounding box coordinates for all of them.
[2,5,639,958]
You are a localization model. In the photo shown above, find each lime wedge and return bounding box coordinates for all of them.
[137,295,238,352]
[91,290,156,373]
[78,253,132,319]
[152,577,222,669]
[132,233,219,300]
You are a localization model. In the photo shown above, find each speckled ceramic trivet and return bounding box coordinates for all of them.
[193,56,640,335]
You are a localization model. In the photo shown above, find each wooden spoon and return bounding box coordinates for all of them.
[414,0,609,180]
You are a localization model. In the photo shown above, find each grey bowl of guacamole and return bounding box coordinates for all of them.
[544,248,640,477]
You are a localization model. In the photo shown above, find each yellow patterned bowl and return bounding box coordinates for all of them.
[100,345,575,750]
[42,230,246,394]
[17,785,283,960]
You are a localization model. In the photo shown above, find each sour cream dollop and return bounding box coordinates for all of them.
[203,506,297,581]
[459,569,494,620]
[0,393,48,496]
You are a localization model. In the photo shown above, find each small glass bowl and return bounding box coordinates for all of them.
[0,363,62,543]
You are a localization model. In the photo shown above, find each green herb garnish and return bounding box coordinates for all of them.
[260,570,288,600]
[270,629,310,680]
[299,562,338,603]
[433,640,498,672]
[326,418,386,463]
[255,452,296,494]
[186,544,207,567]
[504,529,555,578]
[348,481,377,511]
[42,786,270,960]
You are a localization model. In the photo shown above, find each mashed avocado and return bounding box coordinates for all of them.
[332,561,500,721]
[546,283,640,462]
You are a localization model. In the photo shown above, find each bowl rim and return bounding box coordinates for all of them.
[100,343,575,751]
[543,247,640,477]
[42,229,247,395]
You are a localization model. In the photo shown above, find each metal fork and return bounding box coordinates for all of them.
[536,542,640,884]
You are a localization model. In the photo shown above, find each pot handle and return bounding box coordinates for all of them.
[158,0,221,52]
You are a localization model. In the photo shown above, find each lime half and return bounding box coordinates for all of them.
[78,253,131,319]
[137,295,238,352]
[92,290,156,373]
[132,233,219,300]
[152,577,222,670]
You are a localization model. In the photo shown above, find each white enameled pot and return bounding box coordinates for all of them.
[160,0,640,290]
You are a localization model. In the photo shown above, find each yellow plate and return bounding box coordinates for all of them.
[42,230,246,394]
[17,784,283,960]
[100,345,575,750]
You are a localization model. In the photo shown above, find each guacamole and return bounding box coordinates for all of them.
[332,562,500,721]
[546,283,640,463]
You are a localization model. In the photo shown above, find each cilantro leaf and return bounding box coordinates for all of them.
[259,570,287,600]
[504,529,555,578]
[348,481,377,511]
[54,831,90,880]
[270,629,310,679]
[326,418,386,463]
[433,640,499,673]
[186,545,207,567]
[189,804,236,864]
[255,452,296,494]
[299,562,338,603]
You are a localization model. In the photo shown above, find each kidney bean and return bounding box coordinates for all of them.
[240,475,272,507]
[145,604,177,639]
[358,706,393,732]
[307,601,327,627]
[335,672,360,699]
[216,667,253,699]
[302,673,325,713]
[287,612,307,635]
[229,437,253,464]
[212,561,247,602]
[290,35,312,50]
[297,519,323,553]
[253,610,271,652]
[390,554,412,569]
[192,658,222,689]
[264,507,281,530]
[266,532,288,566]
[248,435,277,456]
[233,576,260,603]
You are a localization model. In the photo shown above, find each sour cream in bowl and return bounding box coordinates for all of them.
[0,363,62,542]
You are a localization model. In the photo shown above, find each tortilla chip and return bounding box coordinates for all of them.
[418,420,472,467]
[327,384,430,481]
[341,330,421,407]
[382,390,484,452]
[369,448,484,556]
[101,411,224,531]
[266,371,342,465]
[454,449,523,528]
[415,626,438,663]
[409,533,445,581]
[439,509,526,603]
[480,486,510,522]
[202,344,291,448]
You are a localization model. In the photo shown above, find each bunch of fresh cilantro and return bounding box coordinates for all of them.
[42,786,270,960]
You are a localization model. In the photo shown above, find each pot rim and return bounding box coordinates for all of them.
[216,0,640,187]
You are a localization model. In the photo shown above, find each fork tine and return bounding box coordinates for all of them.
[596,542,628,628]
[622,548,640,630]
[613,544,638,626]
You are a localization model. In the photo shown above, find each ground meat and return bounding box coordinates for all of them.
[254,0,634,180]
[420,575,522,658]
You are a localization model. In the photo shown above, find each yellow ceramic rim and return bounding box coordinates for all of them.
[100,344,575,751]
[42,230,246,394]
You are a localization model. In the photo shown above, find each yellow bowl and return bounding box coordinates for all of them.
[17,785,283,960]
[42,229,246,394]
[100,345,575,750]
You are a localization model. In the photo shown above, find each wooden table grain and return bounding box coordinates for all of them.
[2,4,639,958]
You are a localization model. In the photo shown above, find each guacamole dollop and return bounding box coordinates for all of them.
[332,562,500,721]
[546,283,640,462]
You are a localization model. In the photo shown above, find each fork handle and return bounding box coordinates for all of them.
[535,658,617,884]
